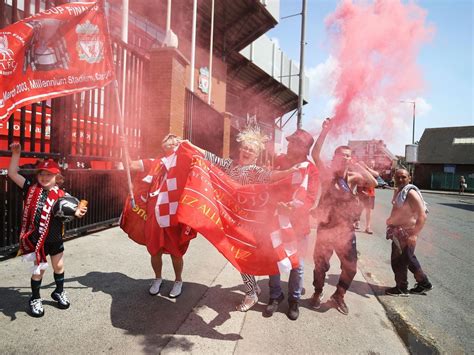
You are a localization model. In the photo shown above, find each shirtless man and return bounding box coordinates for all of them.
[385,168,432,296]
[310,118,377,315]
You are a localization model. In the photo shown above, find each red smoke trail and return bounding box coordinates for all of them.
[325,0,434,135]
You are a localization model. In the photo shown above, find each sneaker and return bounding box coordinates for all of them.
[409,281,433,295]
[264,293,284,317]
[385,286,409,297]
[51,291,70,309]
[365,228,373,234]
[354,221,360,230]
[149,278,163,295]
[330,293,349,315]
[310,291,324,309]
[236,293,258,312]
[287,300,299,321]
[169,281,183,298]
[29,298,44,318]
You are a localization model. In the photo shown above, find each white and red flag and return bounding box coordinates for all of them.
[0,2,114,122]
[121,142,311,276]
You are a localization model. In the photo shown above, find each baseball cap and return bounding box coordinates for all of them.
[286,129,315,150]
[36,159,61,174]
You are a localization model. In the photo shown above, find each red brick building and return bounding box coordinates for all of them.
[106,0,307,160]
[348,139,396,180]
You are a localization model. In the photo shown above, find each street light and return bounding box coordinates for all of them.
[400,100,416,144]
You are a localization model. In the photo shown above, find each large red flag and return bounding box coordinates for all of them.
[120,142,311,275]
[176,144,309,276]
[0,2,114,122]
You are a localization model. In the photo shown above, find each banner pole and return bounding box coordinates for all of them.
[99,0,135,208]
[114,79,135,208]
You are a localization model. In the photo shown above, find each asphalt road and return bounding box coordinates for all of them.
[356,189,474,353]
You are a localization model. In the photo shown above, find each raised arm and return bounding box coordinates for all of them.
[182,139,206,156]
[8,143,26,188]
[311,118,331,168]
[359,161,380,178]
[269,166,298,182]
[349,162,378,188]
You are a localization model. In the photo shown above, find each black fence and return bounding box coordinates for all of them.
[0,169,127,256]
[0,0,148,256]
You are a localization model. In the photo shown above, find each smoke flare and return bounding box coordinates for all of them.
[325,0,434,136]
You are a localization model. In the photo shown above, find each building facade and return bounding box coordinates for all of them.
[0,0,309,253]
[348,139,396,180]
[415,126,474,191]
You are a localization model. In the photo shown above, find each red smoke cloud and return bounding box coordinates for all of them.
[325,0,434,135]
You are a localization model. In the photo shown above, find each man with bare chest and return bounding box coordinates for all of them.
[385,169,432,296]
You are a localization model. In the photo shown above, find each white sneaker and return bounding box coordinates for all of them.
[169,281,183,298]
[29,298,44,317]
[149,278,162,295]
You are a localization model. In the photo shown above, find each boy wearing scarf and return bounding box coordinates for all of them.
[8,143,87,317]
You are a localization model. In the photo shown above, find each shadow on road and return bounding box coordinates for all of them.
[65,271,242,352]
[438,203,474,212]
[0,287,31,321]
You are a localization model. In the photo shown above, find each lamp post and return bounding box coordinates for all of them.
[401,100,417,182]
[297,0,307,130]
[280,0,307,130]
[401,100,416,144]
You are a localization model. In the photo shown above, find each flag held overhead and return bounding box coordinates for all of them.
[0,2,115,122]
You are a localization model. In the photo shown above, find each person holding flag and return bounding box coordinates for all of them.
[124,134,197,299]
[185,126,297,312]
[8,143,87,317]
[0,1,136,235]
[264,129,319,321]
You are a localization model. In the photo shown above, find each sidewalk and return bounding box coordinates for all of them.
[0,227,407,354]
[420,189,474,198]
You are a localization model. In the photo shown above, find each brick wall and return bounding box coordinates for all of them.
[142,48,189,157]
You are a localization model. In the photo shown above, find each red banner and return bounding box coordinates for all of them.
[120,142,311,275]
[0,2,115,122]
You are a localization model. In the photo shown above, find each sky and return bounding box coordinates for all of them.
[268,0,473,156]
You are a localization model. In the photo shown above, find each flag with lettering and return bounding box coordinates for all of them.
[0,2,114,122]
[175,142,309,276]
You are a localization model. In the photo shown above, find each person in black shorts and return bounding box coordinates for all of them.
[8,143,87,317]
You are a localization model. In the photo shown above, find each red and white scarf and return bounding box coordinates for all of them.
[19,183,64,274]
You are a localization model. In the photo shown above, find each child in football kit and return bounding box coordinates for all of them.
[8,143,87,317]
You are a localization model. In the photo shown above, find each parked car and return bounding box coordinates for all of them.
[376,176,390,189]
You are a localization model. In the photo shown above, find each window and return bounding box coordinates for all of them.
[453,137,474,144]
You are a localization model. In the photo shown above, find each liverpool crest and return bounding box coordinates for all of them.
[198,67,209,94]
[0,34,18,75]
[76,20,103,64]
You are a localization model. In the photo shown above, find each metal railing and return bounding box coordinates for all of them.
[0,169,127,257]
[0,0,148,255]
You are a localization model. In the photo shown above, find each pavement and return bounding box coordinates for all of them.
[356,189,473,354]
[0,226,409,354]
[420,189,474,198]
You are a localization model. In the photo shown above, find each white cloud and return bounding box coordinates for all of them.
[306,55,340,99]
